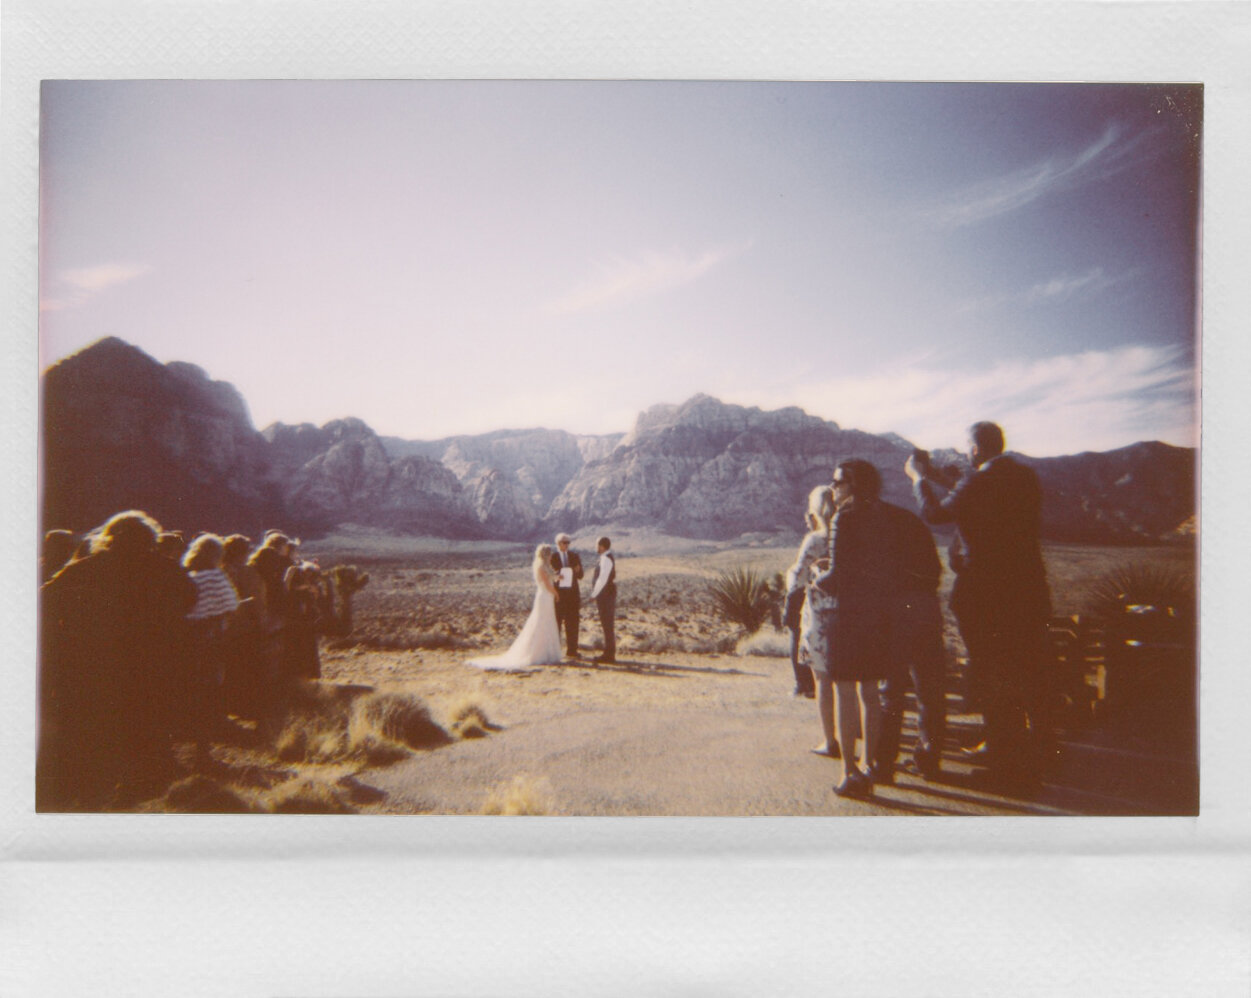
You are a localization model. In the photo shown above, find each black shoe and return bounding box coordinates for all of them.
[868,762,896,786]
[791,686,816,699]
[960,741,998,764]
[833,768,873,799]
[593,655,616,664]
[912,749,942,782]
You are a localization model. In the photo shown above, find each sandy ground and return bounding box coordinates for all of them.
[268,532,1197,817]
[318,645,1089,817]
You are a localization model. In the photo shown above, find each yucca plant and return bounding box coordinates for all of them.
[708,566,779,634]
[1083,561,1196,627]
[1083,561,1196,618]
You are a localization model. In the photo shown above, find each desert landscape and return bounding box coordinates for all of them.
[132,526,1196,817]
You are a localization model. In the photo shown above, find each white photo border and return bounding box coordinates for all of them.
[3,2,1248,995]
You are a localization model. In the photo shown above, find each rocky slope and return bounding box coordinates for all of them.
[41,338,1196,544]
[380,428,623,536]
[1024,442,1197,543]
[41,337,278,534]
[265,419,481,537]
[545,395,918,538]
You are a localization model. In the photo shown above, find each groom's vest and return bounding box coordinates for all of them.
[593,554,616,599]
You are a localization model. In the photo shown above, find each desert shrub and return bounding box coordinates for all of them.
[161,774,255,814]
[689,634,739,655]
[448,699,499,740]
[267,774,358,814]
[481,775,554,815]
[274,715,348,763]
[735,629,790,658]
[355,690,452,750]
[708,566,779,634]
[271,682,448,764]
[1082,561,1197,623]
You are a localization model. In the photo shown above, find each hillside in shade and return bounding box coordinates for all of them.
[41,338,1196,544]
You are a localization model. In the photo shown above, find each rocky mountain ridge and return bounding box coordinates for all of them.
[40,338,1196,544]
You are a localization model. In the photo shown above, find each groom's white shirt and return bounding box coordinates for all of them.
[591,552,614,599]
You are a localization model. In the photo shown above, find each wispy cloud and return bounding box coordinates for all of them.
[547,241,751,316]
[959,266,1135,315]
[737,344,1196,457]
[917,122,1157,229]
[40,262,152,312]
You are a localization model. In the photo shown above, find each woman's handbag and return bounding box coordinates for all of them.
[783,586,806,630]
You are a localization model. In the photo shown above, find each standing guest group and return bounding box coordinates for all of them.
[39,515,327,810]
[782,419,1053,799]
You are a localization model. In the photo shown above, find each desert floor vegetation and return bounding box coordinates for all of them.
[480,774,556,815]
[134,531,1195,815]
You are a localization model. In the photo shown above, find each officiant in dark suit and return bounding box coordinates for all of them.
[550,533,584,659]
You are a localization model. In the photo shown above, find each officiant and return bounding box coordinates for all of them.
[550,533,584,659]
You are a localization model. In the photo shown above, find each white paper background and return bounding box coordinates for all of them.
[4,2,1249,995]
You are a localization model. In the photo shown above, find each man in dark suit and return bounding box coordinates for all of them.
[550,533,583,659]
[873,501,947,785]
[589,536,617,664]
[906,421,1053,788]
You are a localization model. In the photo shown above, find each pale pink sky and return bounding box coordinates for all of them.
[40,81,1200,456]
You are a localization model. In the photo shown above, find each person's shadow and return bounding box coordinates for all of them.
[550,657,767,679]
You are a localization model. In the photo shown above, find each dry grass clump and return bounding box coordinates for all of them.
[447,697,500,739]
[159,774,255,813]
[480,774,555,815]
[266,773,358,814]
[271,681,449,765]
[735,628,790,658]
[355,690,453,751]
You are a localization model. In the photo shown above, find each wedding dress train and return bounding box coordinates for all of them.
[466,575,563,671]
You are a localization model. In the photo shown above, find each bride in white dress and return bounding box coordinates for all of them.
[466,543,564,671]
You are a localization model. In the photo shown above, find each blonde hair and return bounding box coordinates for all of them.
[183,532,224,572]
[807,485,837,533]
[533,543,554,572]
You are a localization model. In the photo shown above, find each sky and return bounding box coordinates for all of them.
[38,81,1201,457]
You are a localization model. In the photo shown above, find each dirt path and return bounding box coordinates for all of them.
[326,648,1080,816]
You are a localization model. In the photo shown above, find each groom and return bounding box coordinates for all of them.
[590,536,617,664]
[550,533,584,659]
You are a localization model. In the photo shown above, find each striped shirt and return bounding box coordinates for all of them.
[187,568,240,620]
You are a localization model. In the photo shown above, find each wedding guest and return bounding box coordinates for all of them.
[783,488,836,701]
[38,510,196,809]
[248,532,296,698]
[814,461,899,798]
[873,495,947,784]
[221,534,265,717]
[283,562,322,680]
[906,421,1053,789]
[183,533,240,751]
[157,530,187,563]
